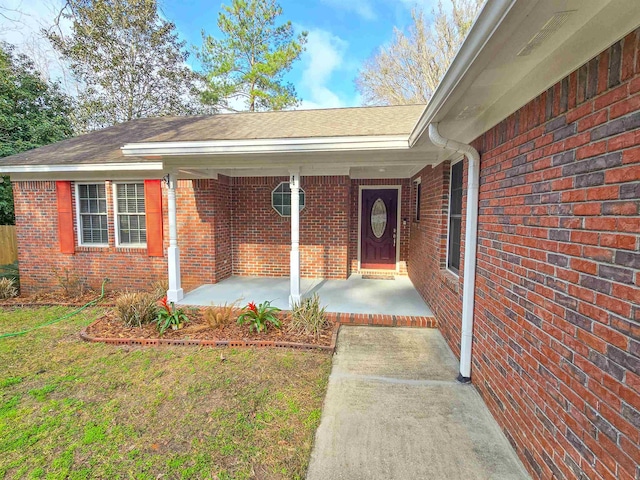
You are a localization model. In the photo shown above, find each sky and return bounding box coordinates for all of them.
[0,0,442,110]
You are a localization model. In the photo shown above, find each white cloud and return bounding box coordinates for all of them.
[297,28,357,110]
[319,0,377,21]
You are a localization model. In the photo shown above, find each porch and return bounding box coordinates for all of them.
[179,274,434,318]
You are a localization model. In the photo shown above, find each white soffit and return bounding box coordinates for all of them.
[413,0,640,146]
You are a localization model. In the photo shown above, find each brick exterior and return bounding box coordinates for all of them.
[17,174,413,292]
[14,180,167,293]
[409,31,640,480]
[230,176,351,278]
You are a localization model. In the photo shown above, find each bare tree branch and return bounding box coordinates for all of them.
[356,0,484,106]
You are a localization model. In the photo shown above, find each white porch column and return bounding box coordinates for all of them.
[289,171,301,308]
[166,173,184,302]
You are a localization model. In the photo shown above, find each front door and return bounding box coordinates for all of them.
[360,188,398,270]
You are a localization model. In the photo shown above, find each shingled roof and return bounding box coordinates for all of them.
[1,104,426,166]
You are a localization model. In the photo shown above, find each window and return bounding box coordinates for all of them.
[272,182,305,217]
[448,161,463,274]
[114,183,146,246]
[414,179,421,222]
[76,183,108,246]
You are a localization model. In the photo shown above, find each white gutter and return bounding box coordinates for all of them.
[403,0,516,383]
[429,123,480,383]
[0,162,164,174]
[121,135,409,157]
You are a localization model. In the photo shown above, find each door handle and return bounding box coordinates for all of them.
[393,228,397,247]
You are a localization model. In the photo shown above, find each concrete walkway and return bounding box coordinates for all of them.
[306,327,530,480]
[180,275,433,316]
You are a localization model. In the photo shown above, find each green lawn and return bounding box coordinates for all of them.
[0,307,332,479]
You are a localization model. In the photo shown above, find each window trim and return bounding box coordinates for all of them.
[413,177,421,222]
[75,182,109,248]
[112,182,147,248]
[446,158,464,277]
[271,181,306,218]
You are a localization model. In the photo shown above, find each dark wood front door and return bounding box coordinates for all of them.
[361,189,398,270]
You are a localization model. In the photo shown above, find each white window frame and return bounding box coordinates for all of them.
[271,181,305,217]
[413,177,421,222]
[75,182,109,247]
[112,182,147,248]
[446,157,464,277]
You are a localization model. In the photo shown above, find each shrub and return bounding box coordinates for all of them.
[203,300,240,329]
[51,267,85,298]
[289,294,328,339]
[115,291,158,327]
[0,278,18,299]
[156,296,189,335]
[237,300,281,333]
[150,279,168,299]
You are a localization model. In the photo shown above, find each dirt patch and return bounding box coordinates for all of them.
[85,309,336,348]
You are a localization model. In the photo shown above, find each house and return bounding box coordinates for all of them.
[1,0,639,478]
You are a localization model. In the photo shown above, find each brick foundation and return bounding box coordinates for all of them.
[409,30,640,480]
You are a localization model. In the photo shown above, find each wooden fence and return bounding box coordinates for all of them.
[0,226,18,265]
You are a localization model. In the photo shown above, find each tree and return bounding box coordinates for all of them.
[198,0,307,112]
[46,0,203,132]
[0,43,73,224]
[356,0,484,106]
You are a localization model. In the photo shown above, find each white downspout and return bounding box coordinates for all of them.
[289,170,301,308]
[166,172,184,302]
[429,123,480,383]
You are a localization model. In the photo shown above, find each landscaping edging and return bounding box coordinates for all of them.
[80,317,341,352]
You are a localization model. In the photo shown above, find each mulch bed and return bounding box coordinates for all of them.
[0,290,119,308]
[82,309,338,351]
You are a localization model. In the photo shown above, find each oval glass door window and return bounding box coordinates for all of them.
[371,198,387,238]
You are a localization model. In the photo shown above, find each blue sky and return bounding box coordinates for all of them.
[161,0,440,109]
[0,0,441,109]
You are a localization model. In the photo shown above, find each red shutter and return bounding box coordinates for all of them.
[56,181,75,254]
[145,179,164,257]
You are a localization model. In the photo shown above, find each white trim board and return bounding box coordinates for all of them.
[0,162,163,174]
[357,185,402,273]
[122,135,410,157]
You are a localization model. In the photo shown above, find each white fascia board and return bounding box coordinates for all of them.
[121,135,410,157]
[0,162,164,174]
[408,0,517,146]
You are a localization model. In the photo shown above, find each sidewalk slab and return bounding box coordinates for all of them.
[307,327,530,480]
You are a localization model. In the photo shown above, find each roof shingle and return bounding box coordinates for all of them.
[1,104,425,166]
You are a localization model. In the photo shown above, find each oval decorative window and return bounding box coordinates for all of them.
[371,198,387,238]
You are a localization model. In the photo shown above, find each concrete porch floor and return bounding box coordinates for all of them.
[179,275,433,317]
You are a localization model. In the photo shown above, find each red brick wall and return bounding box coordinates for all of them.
[231,176,350,279]
[14,180,167,294]
[14,173,412,295]
[408,162,465,353]
[349,178,411,274]
[177,177,232,289]
[410,31,640,480]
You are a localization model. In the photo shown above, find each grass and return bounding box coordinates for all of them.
[0,306,332,479]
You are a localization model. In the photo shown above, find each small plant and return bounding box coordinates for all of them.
[237,301,281,333]
[204,299,240,329]
[0,278,18,299]
[51,267,85,298]
[156,296,189,335]
[115,291,158,327]
[289,294,328,339]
